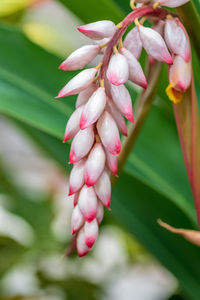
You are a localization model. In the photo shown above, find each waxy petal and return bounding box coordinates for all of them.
[77,228,90,257]
[69,159,85,195]
[78,185,98,222]
[84,219,99,248]
[165,18,191,62]
[105,148,118,176]
[95,171,111,208]
[97,111,121,155]
[78,20,116,40]
[110,84,134,123]
[76,83,97,108]
[96,201,104,225]
[107,53,129,86]
[56,68,97,98]
[80,87,106,129]
[64,105,84,142]
[71,205,84,234]
[138,25,173,64]
[124,26,142,59]
[106,98,128,136]
[69,126,94,163]
[120,47,147,89]
[59,45,100,71]
[169,55,191,92]
[84,143,106,187]
[158,0,189,7]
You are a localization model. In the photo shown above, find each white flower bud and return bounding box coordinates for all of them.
[69,159,85,195]
[78,185,98,222]
[64,105,84,142]
[124,26,142,59]
[77,228,90,257]
[107,53,129,86]
[80,87,106,129]
[84,219,99,248]
[95,171,111,208]
[76,83,97,108]
[169,55,191,92]
[84,143,106,187]
[78,20,116,40]
[97,111,121,155]
[56,68,97,98]
[69,126,94,163]
[71,205,84,234]
[138,25,173,64]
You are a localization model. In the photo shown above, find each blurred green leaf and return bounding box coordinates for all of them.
[112,171,200,300]
[0,235,25,277]
[59,0,124,23]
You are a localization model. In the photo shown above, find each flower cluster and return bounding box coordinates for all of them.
[57,0,191,256]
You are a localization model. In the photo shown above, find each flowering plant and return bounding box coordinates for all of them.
[57,0,200,256]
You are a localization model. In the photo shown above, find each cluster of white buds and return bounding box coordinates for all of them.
[57,0,191,256]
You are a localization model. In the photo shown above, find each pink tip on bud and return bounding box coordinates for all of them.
[97,111,121,155]
[77,20,116,40]
[84,143,106,187]
[80,87,107,130]
[59,45,100,71]
[78,185,98,222]
[63,105,84,142]
[110,84,134,123]
[56,68,97,98]
[69,159,85,195]
[164,18,191,63]
[106,98,128,137]
[95,171,111,208]
[105,148,118,176]
[69,126,95,163]
[138,25,173,65]
[71,205,84,234]
[107,53,129,86]
[77,228,90,257]
[84,219,99,248]
[169,55,191,92]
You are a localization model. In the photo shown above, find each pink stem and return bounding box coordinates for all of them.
[100,7,169,79]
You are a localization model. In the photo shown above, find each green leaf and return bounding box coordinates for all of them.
[59,0,124,23]
[112,171,200,300]
[0,22,75,139]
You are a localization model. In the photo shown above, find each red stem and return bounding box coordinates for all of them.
[100,7,169,80]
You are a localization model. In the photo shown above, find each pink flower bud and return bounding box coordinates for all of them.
[84,143,106,187]
[80,87,106,129]
[107,53,129,86]
[124,26,142,59]
[95,171,111,208]
[78,185,98,222]
[97,111,121,155]
[169,55,191,92]
[56,68,97,98]
[64,105,84,142]
[76,83,97,108]
[105,148,118,176]
[158,0,189,7]
[84,219,99,248]
[59,45,100,71]
[71,205,84,234]
[69,126,94,163]
[165,18,191,62]
[96,201,104,224]
[106,98,128,136]
[120,47,147,89]
[77,228,90,257]
[69,159,85,195]
[78,20,116,40]
[110,84,134,123]
[138,25,173,64]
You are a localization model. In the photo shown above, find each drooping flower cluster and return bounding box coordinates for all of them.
[57,0,191,256]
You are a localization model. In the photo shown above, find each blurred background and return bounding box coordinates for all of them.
[0,0,200,299]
